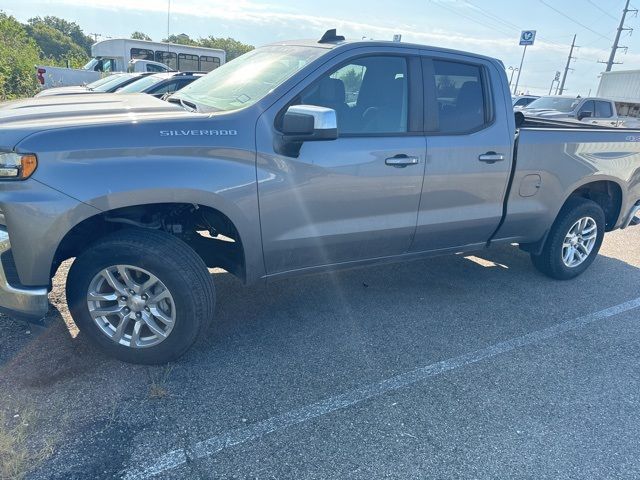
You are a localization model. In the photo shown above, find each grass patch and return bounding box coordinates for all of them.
[0,410,53,480]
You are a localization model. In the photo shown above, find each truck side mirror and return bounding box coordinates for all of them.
[275,105,338,157]
[282,105,338,140]
[578,111,592,121]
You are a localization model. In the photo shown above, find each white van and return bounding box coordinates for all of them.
[36,38,226,89]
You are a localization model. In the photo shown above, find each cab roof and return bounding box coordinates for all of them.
[266,29,502,66]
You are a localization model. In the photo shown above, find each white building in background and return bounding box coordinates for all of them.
[597,70,640,117]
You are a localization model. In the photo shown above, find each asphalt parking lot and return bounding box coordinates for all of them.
[1,227,639,480]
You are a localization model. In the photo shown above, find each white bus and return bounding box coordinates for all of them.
[36,38,226,89]
[90,38,226,73]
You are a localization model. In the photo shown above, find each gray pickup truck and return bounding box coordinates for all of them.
[1,30,640,363]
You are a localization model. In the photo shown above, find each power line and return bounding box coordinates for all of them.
[538,0,612,41]
[461,2,522,32]
[461,1,566,48]
[586,0,619,21]
[428,1,515,37]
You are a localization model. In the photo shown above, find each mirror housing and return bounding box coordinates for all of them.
[276,105,338,157]
[577,111,593,121]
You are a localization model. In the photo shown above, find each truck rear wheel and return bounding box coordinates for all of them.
[66,228,215,364]
[530,197,605,280]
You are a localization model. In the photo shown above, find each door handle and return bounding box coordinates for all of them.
[478,152,505,164]
[385,154,420,168]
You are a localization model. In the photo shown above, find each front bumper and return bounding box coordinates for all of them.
[0,226,48,322]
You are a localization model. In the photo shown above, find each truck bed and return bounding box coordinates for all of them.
[497,116,640,248]
[517,113,640,132]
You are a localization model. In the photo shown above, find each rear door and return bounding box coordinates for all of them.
[410,56,514,252]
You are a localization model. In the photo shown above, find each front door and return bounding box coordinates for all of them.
[256,54,426,274]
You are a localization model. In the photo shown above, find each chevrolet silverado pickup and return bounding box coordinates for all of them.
[2,30,640,363]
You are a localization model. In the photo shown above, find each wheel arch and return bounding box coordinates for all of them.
[52,197,262,285]
[520,177,623,256]
[563,178,624,231]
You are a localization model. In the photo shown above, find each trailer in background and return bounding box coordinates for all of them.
[597,69,640,118]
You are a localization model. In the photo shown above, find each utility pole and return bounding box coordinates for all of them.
[167,0,171,41]
[600,0,637,71]
[89,33,100,42]
[558,35,577,95]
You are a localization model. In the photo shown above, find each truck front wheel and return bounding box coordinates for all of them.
[66,228,216,364]
[530,197,605,280]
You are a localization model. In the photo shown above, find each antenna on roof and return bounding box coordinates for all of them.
[319,29,345,43]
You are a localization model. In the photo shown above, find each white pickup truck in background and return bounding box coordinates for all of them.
[36,59,170,89]
[36,38,225,89]
[522,95,640,128]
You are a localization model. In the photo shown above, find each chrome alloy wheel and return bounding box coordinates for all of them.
[87,265,176,348]
[562,216,597,268]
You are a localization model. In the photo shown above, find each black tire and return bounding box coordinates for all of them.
[530,197,605,280]
[66,228,215,364]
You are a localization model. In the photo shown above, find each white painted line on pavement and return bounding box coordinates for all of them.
[122,296,640,479]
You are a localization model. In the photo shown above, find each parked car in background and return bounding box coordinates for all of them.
[35,73,155,97]
[523,96,620,125]
[36,38,225,89]
[512,95,539,109]
[115,72,206,98]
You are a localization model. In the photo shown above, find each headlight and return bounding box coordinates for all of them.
[0,153,37,180]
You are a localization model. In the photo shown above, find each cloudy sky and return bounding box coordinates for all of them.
[5,0,639,96]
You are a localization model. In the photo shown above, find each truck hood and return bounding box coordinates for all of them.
[0,93,189,148]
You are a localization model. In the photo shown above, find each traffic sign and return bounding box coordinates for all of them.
[520,30,536,46]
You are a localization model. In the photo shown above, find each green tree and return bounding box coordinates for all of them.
[162,33,198,45]
[25,21,89,67]
[0,12,40,100]
[131,31,152,41]
[162,34,254,61]
[198,37,254,61]
[27,16,93,55]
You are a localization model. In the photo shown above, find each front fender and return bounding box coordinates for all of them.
[27,146,264,284]
[0,179,100,286]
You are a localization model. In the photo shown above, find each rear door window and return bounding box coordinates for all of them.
[595,101,613,118]
[432,60,489,133]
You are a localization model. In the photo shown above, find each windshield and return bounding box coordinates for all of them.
[173,45,326,112]
[91,74,136,92]
[117,75,166,93]
[86,74,125,90]
[525,96,580,112]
